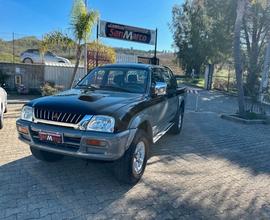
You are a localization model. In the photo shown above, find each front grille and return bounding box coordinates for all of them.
[34,108,84,124]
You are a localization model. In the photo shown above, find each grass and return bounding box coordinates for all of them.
[177,76,205,88]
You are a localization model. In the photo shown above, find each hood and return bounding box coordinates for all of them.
[29,89,145,117]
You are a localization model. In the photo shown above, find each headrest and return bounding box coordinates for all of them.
[128,74,137,83]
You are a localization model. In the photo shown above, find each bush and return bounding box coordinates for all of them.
[40,82,59,96]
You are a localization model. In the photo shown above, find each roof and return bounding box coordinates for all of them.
[101,63,160,69]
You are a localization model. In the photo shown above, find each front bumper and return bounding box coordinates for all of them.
[16,119,136,161]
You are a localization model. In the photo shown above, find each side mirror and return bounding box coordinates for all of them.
[151,82,167,96]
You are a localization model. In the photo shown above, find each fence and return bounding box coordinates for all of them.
[116,53,138,63]
[212,66,249,93]
[0,62,85,93]
[44,63,85,90]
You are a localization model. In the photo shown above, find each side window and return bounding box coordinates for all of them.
[33,50,39,55]
[45,51,54,57]
[161,69,172,90]
[162,69,177,90]
[151,68,164,84]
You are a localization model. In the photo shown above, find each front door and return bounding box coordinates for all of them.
[150,68,170,137]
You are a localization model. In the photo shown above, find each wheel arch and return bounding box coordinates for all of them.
[129,115,153,143]
[138,120,153,143]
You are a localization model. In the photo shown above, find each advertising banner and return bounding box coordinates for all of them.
[99,20,156,45]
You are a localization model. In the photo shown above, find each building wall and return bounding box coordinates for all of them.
[0,62,44,92]
[0,62,85,93]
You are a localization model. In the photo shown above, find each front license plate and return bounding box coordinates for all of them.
[38,132,62,144]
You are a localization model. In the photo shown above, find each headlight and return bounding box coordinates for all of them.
[86,115,115,133]
[21,106,33,122]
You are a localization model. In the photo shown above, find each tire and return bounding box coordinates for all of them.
[170,105,184,135]
[113,130,149,184]
[30,146,64,162]
[4,104,7,113]
[0,111,3,129]
[23,58,33,64]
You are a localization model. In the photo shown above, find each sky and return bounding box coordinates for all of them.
[0,0,182,51]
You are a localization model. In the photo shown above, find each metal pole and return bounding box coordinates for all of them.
[195,93,199,112]
[12,32,15,63]
[96,21,99,67]
[84,0,88,73]
[227,68,231,92]
[154,28,158,64]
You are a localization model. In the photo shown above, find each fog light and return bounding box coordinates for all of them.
[85,139,106,147]
[18,126,29,135]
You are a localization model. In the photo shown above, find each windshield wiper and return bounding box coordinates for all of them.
[76,84,99,90]
[100,85,132,93]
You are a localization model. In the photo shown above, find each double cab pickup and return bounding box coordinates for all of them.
[17,64,186,184]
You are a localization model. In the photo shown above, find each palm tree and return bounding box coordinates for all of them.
[69,0,99,88]
[233,0,247,116]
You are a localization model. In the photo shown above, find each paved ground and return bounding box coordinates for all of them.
[1,91,270,219]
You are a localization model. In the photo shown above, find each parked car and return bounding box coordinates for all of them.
[20,49,71,64]
[0,86,7,129]
[16,64,187,184]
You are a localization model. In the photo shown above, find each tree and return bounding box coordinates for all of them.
[233,0,247,116]
[171,1,209,75]
[242,1,270,98]
[259,37,270,102]
[204,0,236,64]
[69,0,98,88]
[39,31,74,63]
[171,0,236,76]
[87,41,116,69]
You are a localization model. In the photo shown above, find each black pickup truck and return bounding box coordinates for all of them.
[16,64,186,184]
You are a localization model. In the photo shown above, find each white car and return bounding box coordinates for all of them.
[0,86,7,129]
[21,49,71,64]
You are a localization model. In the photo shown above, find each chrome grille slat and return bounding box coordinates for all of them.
[66,114,71,122]
[57,113,62,121]
[34,109,84,125]
[74,115,82,124]
[70,114,77,123]
[61,113,67,122]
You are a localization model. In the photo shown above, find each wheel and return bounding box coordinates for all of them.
[114,130,149,184]
[30,146,64,162]
[23,58,33,64]
[0,110,3,129]
[170,105,184,134]
[58,61,65,63]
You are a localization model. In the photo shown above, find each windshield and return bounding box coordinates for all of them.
[76,67,149,93]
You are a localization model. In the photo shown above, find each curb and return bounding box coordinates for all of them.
[8,100,29,105]
[220,114,269,125]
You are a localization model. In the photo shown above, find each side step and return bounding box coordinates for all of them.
[153,123,174,143]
